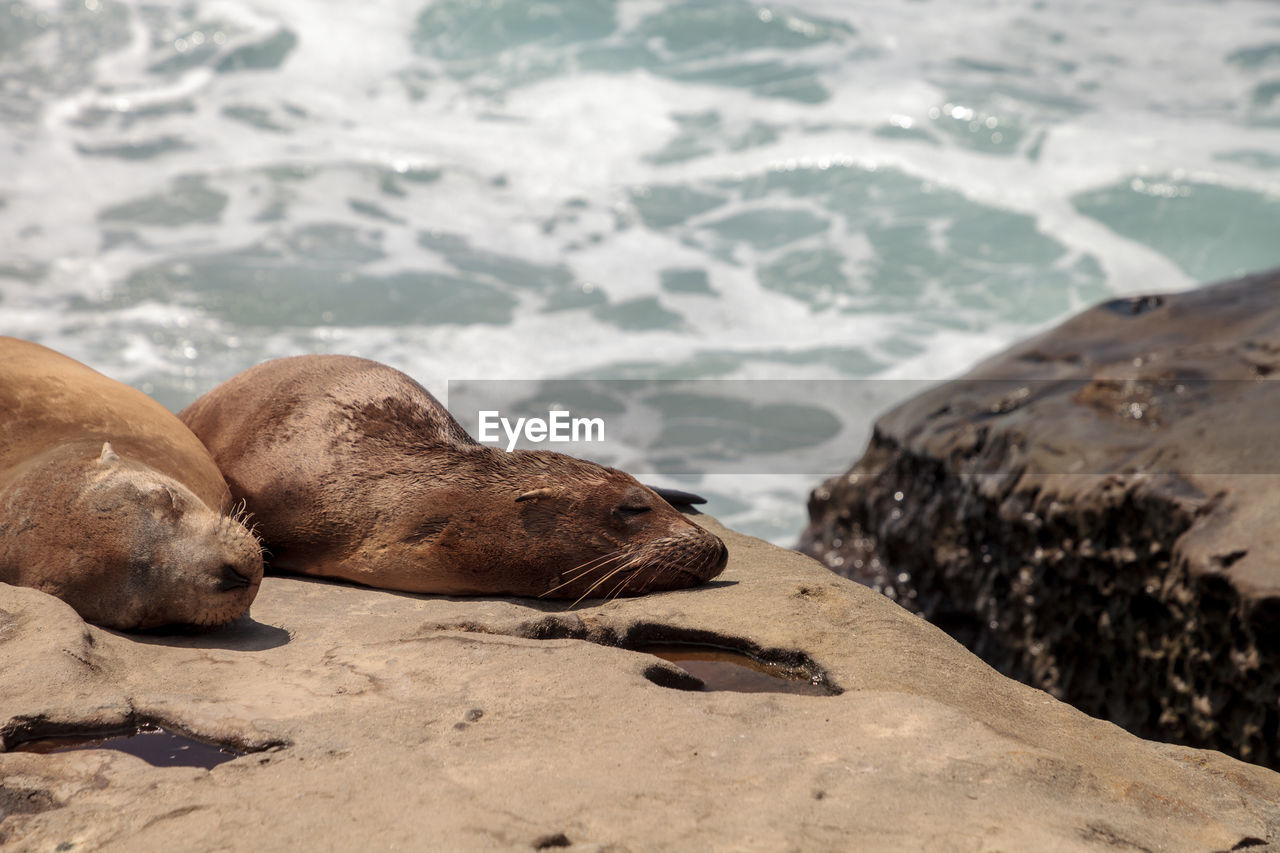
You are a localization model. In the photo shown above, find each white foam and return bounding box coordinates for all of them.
[6,0,1280,540]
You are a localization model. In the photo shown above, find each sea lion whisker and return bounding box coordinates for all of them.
[220,497,254,527]
[599,557,640,602]
[604,561,650,602]
[219,499,265,550]
[566,552,633,584]
[542,562,622,598]
[575,563,631,601]
[569,559,638,607]
[560,548,628,580]
[539,549,631,597]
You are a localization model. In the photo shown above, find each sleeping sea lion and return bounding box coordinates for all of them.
[0,338,263,630]
[180,355,727,599]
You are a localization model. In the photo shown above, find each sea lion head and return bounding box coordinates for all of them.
[0,442,264,631]
[390,449,728,599]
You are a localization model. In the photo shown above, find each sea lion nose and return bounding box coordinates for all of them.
[710,540,728,574]
[219,563,253,591]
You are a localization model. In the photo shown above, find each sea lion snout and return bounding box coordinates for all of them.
[219,562,256,591]
[647,524,729,586]
[708,536,729,575]
[171,510,265,628]
[96,459,265,629]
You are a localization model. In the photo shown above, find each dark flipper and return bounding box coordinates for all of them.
[646,485,708,507]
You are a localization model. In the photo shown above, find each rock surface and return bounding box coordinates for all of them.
[801,268,1280,770]
[3,516,1280,851]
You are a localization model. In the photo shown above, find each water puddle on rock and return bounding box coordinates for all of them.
[14,723,241,768]
[642,643,834,696]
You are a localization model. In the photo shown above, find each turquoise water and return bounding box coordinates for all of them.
[3,0,1280,541]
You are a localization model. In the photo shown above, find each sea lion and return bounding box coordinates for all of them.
[0,338,264,630]
[179,355,728,598]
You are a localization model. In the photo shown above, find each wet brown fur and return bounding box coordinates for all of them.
[0,337,264,630]
[180,355,727,598]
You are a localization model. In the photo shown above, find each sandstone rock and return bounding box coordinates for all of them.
[801,268,1280,770]
[3,517,1279,851]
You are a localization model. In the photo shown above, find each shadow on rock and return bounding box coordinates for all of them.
[128,615,292,651]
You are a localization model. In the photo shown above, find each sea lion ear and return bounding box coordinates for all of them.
[515,487,559,503]
[98,442,121,465]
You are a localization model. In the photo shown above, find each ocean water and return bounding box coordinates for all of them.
[3,0,1280,542]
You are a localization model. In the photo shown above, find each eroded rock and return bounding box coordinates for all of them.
[3,517,1279,850]
[801,268,1280,769]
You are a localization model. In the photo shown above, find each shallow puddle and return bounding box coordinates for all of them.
[642,643,834,696]
[14,723,240,768]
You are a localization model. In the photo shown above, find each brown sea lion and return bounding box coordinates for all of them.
[0,338,263,630]
[179,355,728,598]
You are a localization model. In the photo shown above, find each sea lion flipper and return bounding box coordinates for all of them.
[645,486,707,507]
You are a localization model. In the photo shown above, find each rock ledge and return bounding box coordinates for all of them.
[3,516,1280,851]
[802,270,1280,769]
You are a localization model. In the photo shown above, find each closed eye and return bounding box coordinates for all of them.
[615,505,651,519]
